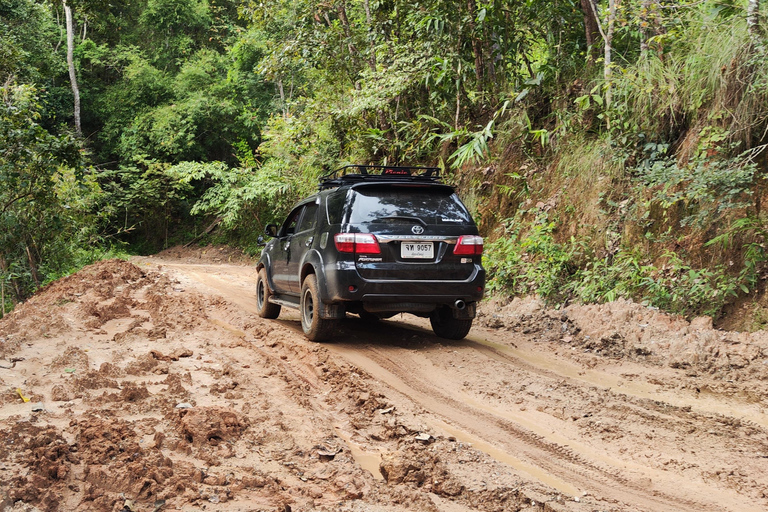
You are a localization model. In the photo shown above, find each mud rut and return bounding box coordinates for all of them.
[155,261,768,512]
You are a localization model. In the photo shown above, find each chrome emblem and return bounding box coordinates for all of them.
[412,225,424,234]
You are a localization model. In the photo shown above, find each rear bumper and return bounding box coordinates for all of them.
[323,261,485,309]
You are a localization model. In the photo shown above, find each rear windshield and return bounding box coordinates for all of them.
[345,185,472,225]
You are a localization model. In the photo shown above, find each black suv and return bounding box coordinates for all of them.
[256,165,485,341]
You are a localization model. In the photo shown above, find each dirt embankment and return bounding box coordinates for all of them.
[0,250,766,512]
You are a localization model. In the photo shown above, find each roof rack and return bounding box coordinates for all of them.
[319,165,441,190]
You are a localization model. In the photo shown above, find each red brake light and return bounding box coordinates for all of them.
[334,233,381,254]
[355,233,381,254]
[453,235,483,255]
[334,233,356,253]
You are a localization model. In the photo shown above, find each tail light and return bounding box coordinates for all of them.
[334,233,381,254]
[453,235,483,255]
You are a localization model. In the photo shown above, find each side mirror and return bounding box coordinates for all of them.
[264,224,278,237]
[256,235,266,247]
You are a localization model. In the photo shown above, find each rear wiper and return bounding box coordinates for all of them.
[375,216,427,227]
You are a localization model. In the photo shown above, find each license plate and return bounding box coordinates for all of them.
[401,242,434,259]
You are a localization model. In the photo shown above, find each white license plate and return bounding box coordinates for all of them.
[401,242,434,259]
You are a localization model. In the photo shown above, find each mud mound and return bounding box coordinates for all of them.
[0,259,208,351]
[0,422,76,511]
[177,406,249,447]
[38,259,145,305]
[154,245,255,264]
[75,416,142,464]
[51,346,90,371]
[480,297,768,380]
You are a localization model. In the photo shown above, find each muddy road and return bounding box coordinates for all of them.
[1,251,767,511]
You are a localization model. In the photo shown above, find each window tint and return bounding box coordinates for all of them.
[280,207,303,236]
[347,186,472,225]
[326,191,347,225]
[297,203,318,232]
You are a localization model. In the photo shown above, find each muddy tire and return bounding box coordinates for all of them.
[256,268,281,319]
[301,274,338,342]
[429,306,472,340]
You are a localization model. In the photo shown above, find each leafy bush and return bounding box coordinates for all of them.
[0,83,102,310]
[487,218,743,319]
[485,212,583,303]
[167,160,295,249]
[573,251,740,319]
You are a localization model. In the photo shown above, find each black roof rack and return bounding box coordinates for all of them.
[319,165,441,191]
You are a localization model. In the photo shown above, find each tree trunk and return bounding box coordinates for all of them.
[277,78,287,118]
[748,0,762,48]
[25,245,40,289]
[363,0,376,72]
[604,0,616,109]
[639,1,667,58]
[580,0,600,66]
[0,253,6,317]
[466,0,484,92]
[337,2,359,60]
[640,0,651,55]
[63,0,81,136]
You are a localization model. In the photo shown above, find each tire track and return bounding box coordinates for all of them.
[330,340,717,512]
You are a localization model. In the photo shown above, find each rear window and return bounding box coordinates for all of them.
[346,186,472,225]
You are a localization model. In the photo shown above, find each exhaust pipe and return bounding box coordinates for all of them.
[454,299,466,310]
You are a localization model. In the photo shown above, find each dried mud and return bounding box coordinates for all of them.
[0,250,766,511]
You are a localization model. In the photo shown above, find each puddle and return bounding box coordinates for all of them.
[334,426,384,480]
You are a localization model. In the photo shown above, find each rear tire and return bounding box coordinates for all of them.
[301,274,338,342]
[256,268,281,319]
[430,306,473,340]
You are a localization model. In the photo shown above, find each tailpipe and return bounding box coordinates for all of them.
[454,299,466,310]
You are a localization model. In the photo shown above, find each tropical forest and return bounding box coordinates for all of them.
[3,0,768,326]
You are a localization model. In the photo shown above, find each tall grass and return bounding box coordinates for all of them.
[611,14,768,150]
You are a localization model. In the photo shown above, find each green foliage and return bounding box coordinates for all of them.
[573,251,741,319]
[485,212,583,303]
[705,215,768,293]
[97,157,193,252]
[438,102,510,169]
[167,159,293,247]
[609,10,768,150]
[0,82,101,306]
[638,148,756,228]
[486,215,743,318]
[0,0,63,83]
[139,0,212,69]
[93,52,173,161]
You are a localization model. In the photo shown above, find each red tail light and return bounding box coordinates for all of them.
[453,235,483,255]
[334,233,381,254]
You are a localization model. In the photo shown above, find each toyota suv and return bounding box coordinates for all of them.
[256,165,485,341]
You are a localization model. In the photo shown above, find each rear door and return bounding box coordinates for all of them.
[271,205,304,294]
[346,184,479,281]
[286,201,319,292]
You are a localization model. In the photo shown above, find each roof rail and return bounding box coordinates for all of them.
[318,165,441,191]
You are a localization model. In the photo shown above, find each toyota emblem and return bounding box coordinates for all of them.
[412,225,424,234]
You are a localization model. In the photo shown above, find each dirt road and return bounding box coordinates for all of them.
[1,251,767,511]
